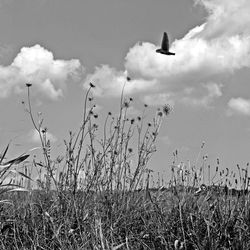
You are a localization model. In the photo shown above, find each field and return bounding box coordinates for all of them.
[0,84,249,250]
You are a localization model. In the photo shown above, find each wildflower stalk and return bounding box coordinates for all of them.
[74,84,93,170]
[108,81,126,193]
[25,83,57,191]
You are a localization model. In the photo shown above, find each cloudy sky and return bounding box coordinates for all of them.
[1,0,250,178]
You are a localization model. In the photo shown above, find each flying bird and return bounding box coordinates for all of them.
[156,32,175,55]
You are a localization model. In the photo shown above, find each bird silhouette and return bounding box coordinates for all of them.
[156,32,175,55]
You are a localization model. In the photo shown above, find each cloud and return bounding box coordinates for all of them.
[227,97,250,116]
[84,65,127,97]
[194,0,250,39]
[29,129,57,143]
[125,35,250,80]
[84,0,250,108]
[143,93,175,107]
[143,82,222,108]
[0,44,83,100]
[180,82,222,107]
[83,65,157,97]
[125,106,141,116]
[125,0,250,80]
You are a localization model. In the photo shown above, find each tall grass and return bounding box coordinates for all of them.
[0,82,249,249]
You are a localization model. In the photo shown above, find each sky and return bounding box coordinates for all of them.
[0,0,250,182]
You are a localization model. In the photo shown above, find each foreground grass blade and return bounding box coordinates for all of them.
[9,170,33,181]
[7,187,29,192]
[112,243,125,250]
[0,143,9,164]
[0,165,9,171]
[0,200,12,205]
[3,154,29,166]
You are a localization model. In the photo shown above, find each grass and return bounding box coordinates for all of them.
[0,82,249,249]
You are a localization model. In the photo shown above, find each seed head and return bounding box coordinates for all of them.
[157,111,163,117]
[42,127,47,133]
[89,82,95,88]
[124,101,129,108]
[26,83,32,87]
[163,104,172,116]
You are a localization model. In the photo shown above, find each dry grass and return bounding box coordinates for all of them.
[0,83,249,249]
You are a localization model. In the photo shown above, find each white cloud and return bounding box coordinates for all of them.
[29,129,57,143]
[84,65,126,97]
[143,82,222,108]
[228,97,250,115]
[83,65,157,97]
[125,35,250,80]
[180,82,222,107]
[143,93,175,107]
[125,106,141,116]
[195,0,250,39]
[0,44,83,100]
[83,0,250,108]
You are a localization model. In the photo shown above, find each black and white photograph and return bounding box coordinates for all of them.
[0,0,249,249]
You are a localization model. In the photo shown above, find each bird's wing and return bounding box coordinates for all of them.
[161,32,169,51]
